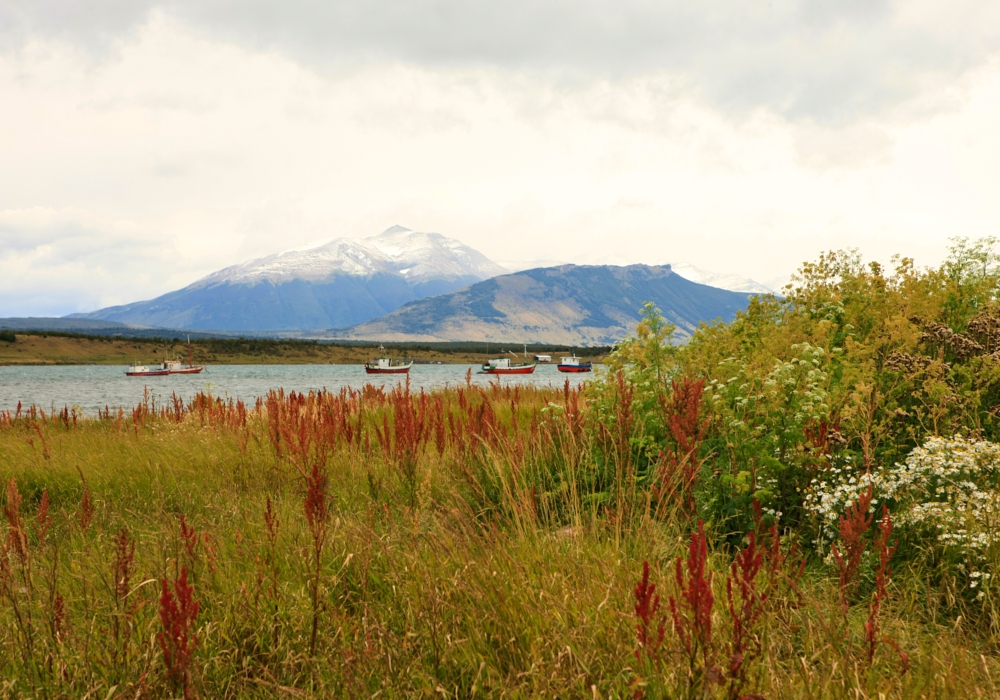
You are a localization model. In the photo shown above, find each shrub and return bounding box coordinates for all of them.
[0,330,15,343]
[804,434,1000,594]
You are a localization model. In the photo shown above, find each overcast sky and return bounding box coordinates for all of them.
[2,1,1000,315]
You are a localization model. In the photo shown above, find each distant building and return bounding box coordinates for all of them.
[534,354,552,363]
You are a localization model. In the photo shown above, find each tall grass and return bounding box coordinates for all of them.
[0,382,998,698]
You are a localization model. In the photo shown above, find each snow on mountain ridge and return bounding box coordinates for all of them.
[190,227,771,298]
[193,227,506,288]
[667,263,773,294]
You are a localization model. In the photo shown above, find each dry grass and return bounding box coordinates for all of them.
[1,385,999,698]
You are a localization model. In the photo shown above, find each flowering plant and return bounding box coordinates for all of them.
[804,435,1000,595]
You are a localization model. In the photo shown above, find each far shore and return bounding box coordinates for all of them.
[0,332,610,367]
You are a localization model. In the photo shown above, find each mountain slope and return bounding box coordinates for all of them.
[70,227,508,331]
[499,258,773,294]
[329,264,754,345]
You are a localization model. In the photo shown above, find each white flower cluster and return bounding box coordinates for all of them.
[802,456,870,532]
[804,435,1000,591]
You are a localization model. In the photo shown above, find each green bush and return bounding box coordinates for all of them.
[0,330,16,343]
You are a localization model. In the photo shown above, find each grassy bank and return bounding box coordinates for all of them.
[0,332,609,366]
[0,382,997,698]
[7,240,1000,697]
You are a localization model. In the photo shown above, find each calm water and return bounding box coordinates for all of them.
[0,363,591,415]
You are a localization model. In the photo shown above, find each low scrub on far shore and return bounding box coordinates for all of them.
[0,332,610,366]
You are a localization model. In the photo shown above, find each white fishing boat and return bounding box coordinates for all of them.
[125,363,169,377]
[482,346,537,374]
[365,345,412,374]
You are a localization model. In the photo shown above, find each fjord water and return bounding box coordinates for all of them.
[0,364,590,415]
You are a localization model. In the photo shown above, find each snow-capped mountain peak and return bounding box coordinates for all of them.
[362,227,506,282]
[193,227,506,288]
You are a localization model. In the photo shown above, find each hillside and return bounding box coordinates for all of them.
[330,264,755,344]
[69,227,508,332]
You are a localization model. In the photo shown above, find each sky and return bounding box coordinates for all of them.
[2,1,1000,316]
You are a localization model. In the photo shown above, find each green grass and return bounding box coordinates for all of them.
[1,387,999,699]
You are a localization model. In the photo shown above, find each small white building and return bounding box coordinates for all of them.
[534,354,552,363]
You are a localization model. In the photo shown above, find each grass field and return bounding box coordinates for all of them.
[1,379,998,699]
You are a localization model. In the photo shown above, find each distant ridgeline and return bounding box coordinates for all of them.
[329,264,757,346]
[63,228,760,342]
[19,263,757,346]
[0,318,231,341]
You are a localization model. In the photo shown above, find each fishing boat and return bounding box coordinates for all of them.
[162,359,205,375]
[481,357,536,375]
[125,337,205,377]
[365,345,412,374]
[125,363,170,377]
[163,338,205,374]
[557,355,592,373]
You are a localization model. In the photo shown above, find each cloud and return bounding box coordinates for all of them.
[1,10,1000,318]
[0,207,214,315]
[2,1,999,125]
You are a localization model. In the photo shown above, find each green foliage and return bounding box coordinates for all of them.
[587,237,1000,577]
[701,342,835,530]
[590,302,677,456]
[0,330,15,343]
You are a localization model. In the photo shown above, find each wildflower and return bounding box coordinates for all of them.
[158,566,199,698]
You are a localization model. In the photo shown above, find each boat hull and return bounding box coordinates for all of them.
[482,365,536,375]
[169,366,205,374]
[365,365,412,374]
[557,364,592,373]
[126,370,170,377]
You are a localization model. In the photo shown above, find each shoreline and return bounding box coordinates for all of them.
[1,333,609,367]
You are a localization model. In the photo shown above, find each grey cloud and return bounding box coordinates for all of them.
[0,218,161,275]
[0,218,198,314]
[0,0,150,54]
[1,1,997,124]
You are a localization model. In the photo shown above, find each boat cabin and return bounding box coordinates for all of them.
[486,358,515,370]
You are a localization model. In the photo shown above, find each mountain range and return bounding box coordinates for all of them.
[324,264,752,345]
[69,227,765,343]
[70,226,507,332]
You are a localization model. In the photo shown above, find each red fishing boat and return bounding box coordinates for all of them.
[365,346,412,374]
[556,355,592,373]
[126,338,205,376]
[481,357,536,375]
[162,359,205,375]
[166,337,206,374]
[125,363,170,377]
